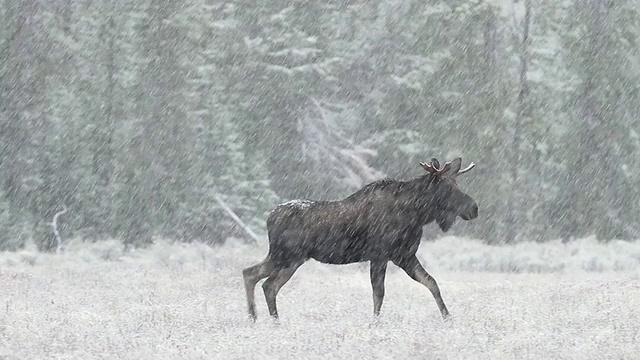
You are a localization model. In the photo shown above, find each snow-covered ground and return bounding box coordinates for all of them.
[1,237,639,359]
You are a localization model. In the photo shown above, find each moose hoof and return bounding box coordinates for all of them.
[268,315,281,326]
[442,313,453,324]
[369,317,383,329]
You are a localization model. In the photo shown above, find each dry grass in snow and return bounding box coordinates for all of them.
[0,237,639,359]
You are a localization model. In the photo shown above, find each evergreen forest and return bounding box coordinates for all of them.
[1,0,639,251]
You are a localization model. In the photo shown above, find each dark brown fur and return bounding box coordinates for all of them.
[242,158,478,321]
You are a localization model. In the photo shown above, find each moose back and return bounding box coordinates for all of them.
[242,157,478,321]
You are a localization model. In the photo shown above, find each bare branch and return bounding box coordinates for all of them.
[303,98,386,189]
[50,205,68,254]
[214,195,260,245]
[8,15,24,43]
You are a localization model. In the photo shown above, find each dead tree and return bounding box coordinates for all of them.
[50,205,68,254]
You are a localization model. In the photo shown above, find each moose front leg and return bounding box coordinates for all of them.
[393,255,450,320]
[370,260,388,316]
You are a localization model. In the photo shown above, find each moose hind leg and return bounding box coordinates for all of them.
[242,258,275,321]
[370,260,388,316]
[262,262,303,319]
[394,255,450,319]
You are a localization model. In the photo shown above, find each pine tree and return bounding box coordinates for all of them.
[557,0,640,240]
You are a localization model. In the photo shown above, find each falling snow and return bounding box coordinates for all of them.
[1,0,639,359]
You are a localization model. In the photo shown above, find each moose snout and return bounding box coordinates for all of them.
[460,202,478,220]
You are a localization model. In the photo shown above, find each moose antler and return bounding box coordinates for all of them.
[420,158,475,177]
[458,162,475,175]
[420,158,450,174]
[440,160,454,174]
[419,160,440,173]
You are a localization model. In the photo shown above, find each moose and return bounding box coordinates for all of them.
[242,157,478,321]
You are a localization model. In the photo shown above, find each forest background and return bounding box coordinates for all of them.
[1,0,639,251]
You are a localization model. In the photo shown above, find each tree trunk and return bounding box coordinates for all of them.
[562,0,611,240]
[505,0,531,244]
[0,2,27,207]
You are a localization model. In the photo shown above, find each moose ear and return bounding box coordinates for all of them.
[430,158,440,170]
[441,158,462,177]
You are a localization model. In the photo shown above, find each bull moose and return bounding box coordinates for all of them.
[242,157,478,321]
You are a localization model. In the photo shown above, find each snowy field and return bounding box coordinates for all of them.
[1,236,639,359]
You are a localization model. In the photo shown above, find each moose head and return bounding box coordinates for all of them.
[419,157,478,231]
